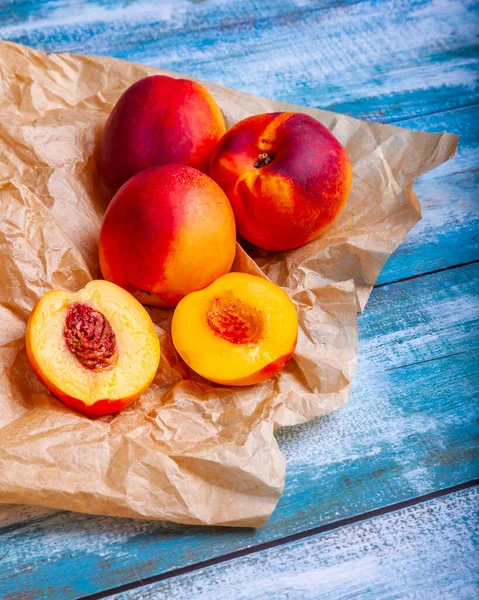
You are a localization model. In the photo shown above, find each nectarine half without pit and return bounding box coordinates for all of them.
[26,280,160,417]
[209,112,352,251]
[99,74,226,189]
[172,273,298,386]
[99,165,237,308]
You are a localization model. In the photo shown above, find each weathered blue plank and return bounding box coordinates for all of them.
[380,170,478,283]
[407,105,479,179]
[109,487,479,600]
[359,262,478,369]
[377,105,479,284]
[1,264,477,599]
[0,0,353,29]
[0,0,477,122]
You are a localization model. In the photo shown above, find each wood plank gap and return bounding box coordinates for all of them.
[384,349,471,372]
[78,478,479,600]
[385,101,479,125]
[374,259,479,289]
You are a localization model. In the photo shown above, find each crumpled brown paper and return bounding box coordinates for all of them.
[0,41,457,527]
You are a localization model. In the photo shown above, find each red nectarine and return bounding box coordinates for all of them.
[99,75,225,189]
[172,273,298,386]
[209,112,352,251]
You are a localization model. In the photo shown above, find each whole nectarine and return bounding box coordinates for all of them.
[99,75,226,189]
[99,165,237,307]
[209,112,352,251]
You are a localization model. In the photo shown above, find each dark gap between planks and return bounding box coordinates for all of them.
[374,260,479,289]
[78,479,479,600]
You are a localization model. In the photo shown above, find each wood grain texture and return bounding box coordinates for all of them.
[1,264,477,599]
[378,105,479,283]
[108,487,479,600]
[359,262,479,370]
[0,0,477,123]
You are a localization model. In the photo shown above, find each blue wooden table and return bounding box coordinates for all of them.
[1,1,478,598]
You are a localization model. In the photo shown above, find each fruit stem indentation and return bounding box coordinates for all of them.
[253,153,273,168]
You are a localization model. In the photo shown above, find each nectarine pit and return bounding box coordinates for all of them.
[206,293,263,345]
[63,302,117,370]
[254,152,273,168]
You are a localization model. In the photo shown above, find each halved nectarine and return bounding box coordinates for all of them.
[172,273,298,386]
[26,280,160,416]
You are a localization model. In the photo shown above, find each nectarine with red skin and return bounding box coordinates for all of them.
[99,75,225,189]
[209,112,352,251]
[99,165,237,308]
[172,273,298,386]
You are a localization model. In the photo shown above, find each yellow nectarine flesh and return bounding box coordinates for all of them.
[26,280,160,416]
[172,273,298,386]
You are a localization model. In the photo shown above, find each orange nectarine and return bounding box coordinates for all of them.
[99,165,237,308]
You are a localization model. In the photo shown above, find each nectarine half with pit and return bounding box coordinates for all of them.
[26,280,160,416]
[209,112,352,251]
[99,74,226,189]
[172,273,298,386]
[99,164,236,308]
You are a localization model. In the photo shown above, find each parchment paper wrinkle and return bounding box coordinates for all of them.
[0,42,457,527]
